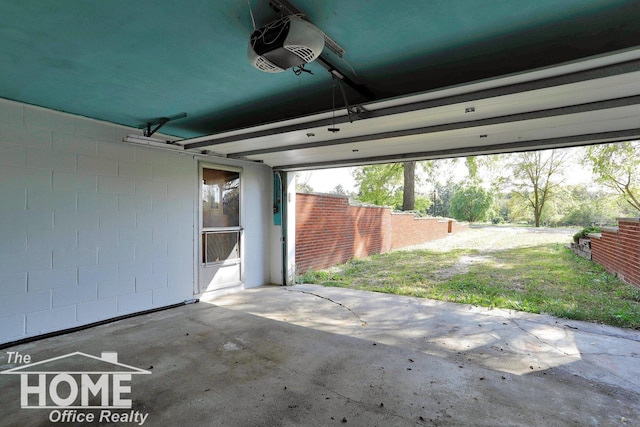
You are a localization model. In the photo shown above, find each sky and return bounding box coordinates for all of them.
[297,167,357,193]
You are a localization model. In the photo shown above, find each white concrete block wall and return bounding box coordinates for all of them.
[0,98,274,344]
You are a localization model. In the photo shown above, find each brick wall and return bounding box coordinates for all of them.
[590,218,640,287]
[390,214,450,250]
[296,193,468,272]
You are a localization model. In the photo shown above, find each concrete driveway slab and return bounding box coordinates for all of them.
[1,284,638,426]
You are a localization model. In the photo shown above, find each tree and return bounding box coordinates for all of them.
[295,173,313,193]
[331,184,348,195]
[433,181,457,218]
[450,185,493,222]
[510,149,568,227]
[585,141,640,213]
[352,163,403,207]
[402,161,415,211]
[560,185,622,226]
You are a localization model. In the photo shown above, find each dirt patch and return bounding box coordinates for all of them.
[404,225,578,253]
[435,254,494,279]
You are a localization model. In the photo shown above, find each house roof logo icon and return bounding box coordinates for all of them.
[1,352,151,375]
[1,351,151,411]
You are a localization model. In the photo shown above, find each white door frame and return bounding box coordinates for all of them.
[195,162,244,296]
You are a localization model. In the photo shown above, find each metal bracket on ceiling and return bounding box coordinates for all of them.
[268,0,376,102]
[139,112,187,137]
[269,0,345,58]
[332,73,353,123]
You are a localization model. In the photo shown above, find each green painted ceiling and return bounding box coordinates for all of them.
[1,0,639,138]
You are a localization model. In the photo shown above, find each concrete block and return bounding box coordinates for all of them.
[0,123,50,148]
[98,244,135,264]
[75,119,117,142]
[77,191,118,214]
[26,306,76,336]
[118,160,153,180]
[24,106,75,134]
[98,175,134,194]
[135,272,167,292]
[154,164,184,181]
[167,234,192,258]
[0,100,23,125]
[152,259,169,277]
[77,296,117,324]
[135,208,154,228]
[0,272,27,296]
[53,171,98,193]
[1,208,52,231]
[0,185,26,210]
[0,290,50,318]
[134,243,160,264]
[52,132,97,156]
[97,140,135,161]
[149,209,168,229]
[167,205,189,226]
[28,267,77,292]
[152,285,189,308]
[0,314,25,342]
[27,227,78,250]
[167,257,192,288]
[0,250,51,274]
[118,260,152,282]
[27,147,77,172]
[99,209,136,230]
[135,146,167,165]
[53,284,97,308]
[53,209,99,231]
[77,155,118,176]
[0,143,26,167]
[0,226,26,253]
[2,166,52,192]
[135,178,167,200]
[118,227,153,246]
[78,228,118,248]
[27,189,76,212]
[117,290,152,314]
[119,193,152,213]
[52,247,97,268]
[171,152,195,169]
[98,278,135,299]
[149,242,169,260]
[78,263,118,287]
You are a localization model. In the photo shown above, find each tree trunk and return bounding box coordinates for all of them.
[402,161,415,211]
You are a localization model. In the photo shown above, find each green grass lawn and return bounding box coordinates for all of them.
[298,244,640,329]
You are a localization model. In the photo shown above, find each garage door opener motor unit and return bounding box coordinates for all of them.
[248,15,325,73]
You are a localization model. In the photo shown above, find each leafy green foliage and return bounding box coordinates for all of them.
[510,149,568,227]
[352,164,403,207]
[413,196,432,216]
[450,185,493,222]
[585,141,640,213]
[573,226,601,243]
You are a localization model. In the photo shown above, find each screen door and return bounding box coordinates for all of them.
[198,166,242,294]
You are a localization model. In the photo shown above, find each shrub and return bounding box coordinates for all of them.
[573,226,601,243]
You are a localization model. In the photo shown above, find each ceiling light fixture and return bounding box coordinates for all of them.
[123,134,184,150]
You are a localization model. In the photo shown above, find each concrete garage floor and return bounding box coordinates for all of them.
[1,285,639,426]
